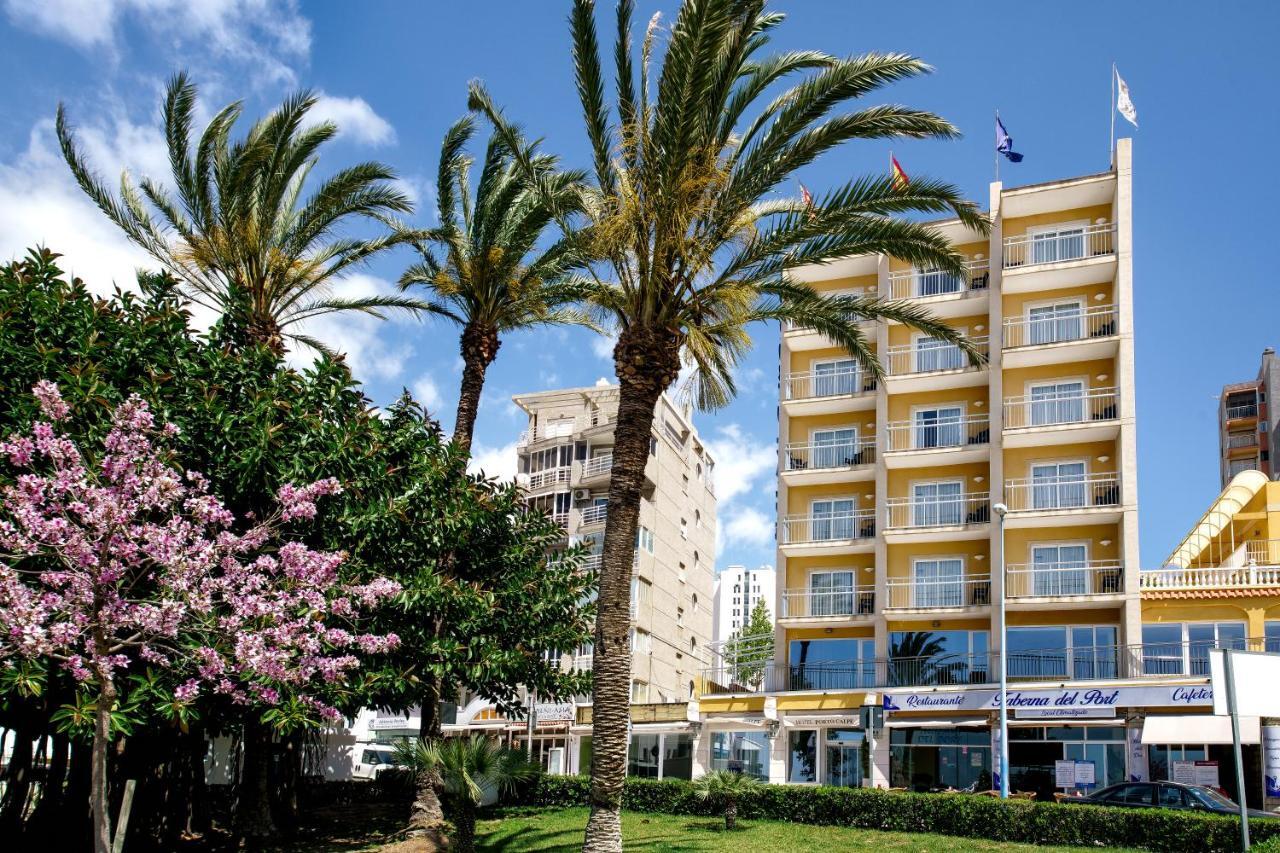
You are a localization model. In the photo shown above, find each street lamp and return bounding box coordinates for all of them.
[992,501,1009,799]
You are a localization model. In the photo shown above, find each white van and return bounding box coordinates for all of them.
[351,744,403,780]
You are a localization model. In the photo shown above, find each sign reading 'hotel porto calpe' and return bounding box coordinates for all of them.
[882,685,1214,714]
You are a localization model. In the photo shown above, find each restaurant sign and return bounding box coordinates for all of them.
[884,685,1213,714]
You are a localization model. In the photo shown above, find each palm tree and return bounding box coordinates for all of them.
[57,72,424,357]
[693,770,761,831]
[471,3,988,849]
[394,735,539,853]
[399,116,588,451]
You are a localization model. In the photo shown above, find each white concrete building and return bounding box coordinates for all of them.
[713,564,777,645]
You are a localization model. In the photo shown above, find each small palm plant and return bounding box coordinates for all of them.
[393,734,539,852]
[693,770,761,831]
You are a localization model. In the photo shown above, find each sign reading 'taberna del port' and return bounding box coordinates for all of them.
[883,685,1213,714]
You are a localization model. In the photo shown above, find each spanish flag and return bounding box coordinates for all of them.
[890,155,909,190]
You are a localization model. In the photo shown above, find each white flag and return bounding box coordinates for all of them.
[1115,67,1138,127]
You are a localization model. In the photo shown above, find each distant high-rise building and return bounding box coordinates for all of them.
[712,564,777,645]
[1217,347,1278,486]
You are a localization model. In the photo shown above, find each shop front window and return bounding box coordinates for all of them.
[888,630,990,686]
[662,734,693,780]
[627,734,660,778]
[1008,725,1125,801]
[627,732,694,780]
[710,730,770,781]
[788,638,876,691]
[890,728,990,792]
[824,729,865,787]
[788,730,818,782]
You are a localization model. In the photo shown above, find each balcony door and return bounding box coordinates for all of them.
[1026,301,1083,345]
[812,427,859,469]
[1031,543,1088,596]
[1030,223,1087,264]
[809,570,855,616]
[914,406,963,449]
[913,336,965,373]
[811,498,856,541]
[914,267,962,297]
[1030,461,1086,509]
[812,359,858,397]
[1029,381,1085,426]
[912,480,963,526]
[913,558,964,607]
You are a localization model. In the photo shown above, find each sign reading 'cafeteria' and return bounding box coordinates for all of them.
[883,685,1214,713]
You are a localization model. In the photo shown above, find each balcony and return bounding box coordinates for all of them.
[1225,401,1258,421]
[1002,222,1116,292]
[886,261,990,319]
[1002,305,1118,368]
[580,503,608,527]
[781,439,876,484]
[884,336,988,393]
[1006,561,1124,601]
[581,552,603,574]
[519,466,572,492]
[1003,473,1122,525]
[884,492,990,540]
[884,414,989,467]
[779,586,875,621]
[1226,432,1259,453]
[1002,387,1119,447]
[579,454,614,482]
[779,511,876,555]
[1140,562,1280,594]
[781,368,877,415]
[885,574,991,611]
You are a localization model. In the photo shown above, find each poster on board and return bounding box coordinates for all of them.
[1055,760,1077,788]
[1265,725,1280,798]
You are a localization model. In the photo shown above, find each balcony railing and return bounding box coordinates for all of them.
[780,511,876,545]
[886,574,991,609]
[887,261,990,300]
[581,553,603,574]
[1140,564,1280,592]
[524,467,571,490]
[1226,432,1259,450]
[885,492,990,529]
[1003,304,1117,349]
[885,414,989,452]
[1003,222,1115,268]
[581,454,614,478]
[783,439,876,472]
[885,336,988,377]
[1006,561,1124,598]
[1225,403,1258,420]
[580,504,608,526]
[551,511,569,530]
[1004,473,1120,512]
[1247,539,1280,565]
[698,639,1276,696]
[782,368,877,401]
[779,586,875,619]
[1003,387,1118,430]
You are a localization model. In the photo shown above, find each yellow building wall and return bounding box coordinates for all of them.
[805,272,878,297]
[886,460,989,498]
[1007,607,1122,627]
[887,240,988,274]
[783,554,875,590]
[1001,358,1119,398]
[1002,523,1120,566]
[885,540,989,583]
[1002,439,1117,482]
[1142,598,1280,638]
[886,386,989,422]
[787,411,878,444]
[1002,204,1115,241]
[887,312,989,348]
[785,483,875,515]
[886,617,991,632]
[788,344,877,376]
[1002,282,1115,319]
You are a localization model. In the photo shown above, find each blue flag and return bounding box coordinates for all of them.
[996,116,1024,163]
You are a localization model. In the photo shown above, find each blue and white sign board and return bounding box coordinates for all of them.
[1055,759,1096,789]
[883,684,1213,714]
[1264,726,1280,798]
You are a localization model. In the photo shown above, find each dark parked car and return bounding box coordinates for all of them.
[1061,781,1274,819]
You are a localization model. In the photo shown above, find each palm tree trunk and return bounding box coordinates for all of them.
[453,322,500,454]
[724,798,737,831]
[409,697,448,844]
[582,327,681,853]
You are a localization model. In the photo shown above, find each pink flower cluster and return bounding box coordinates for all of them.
[0,385,401,719]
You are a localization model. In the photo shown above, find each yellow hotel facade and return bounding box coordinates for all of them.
[694,140,1280,808]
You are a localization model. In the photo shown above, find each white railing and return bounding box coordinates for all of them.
[886,574,991,609]
[885,492,990,529]
[1004,473,1120,512]
[1140,565,1280,591]
[581,553,603,573]
[1247,540,1280,565]
[1226,403,1259,420]
[780,587,876,619]
[885,336,988,377]
[526,467,572,489]
[779,512,876,545]
[570,653,594,672]
[1003,305,1117,349]
[552,511,569,530]
[887,261,990,300]
[1006,561,1124,598]
[1226,432,1259,450]
[885,414,989,452]
[1003,387,1118,430]
[581,454,614,478]
[580,504,608,526]
[1003,222,1115,268]
[783,439,876,471]
[782,368,877,401]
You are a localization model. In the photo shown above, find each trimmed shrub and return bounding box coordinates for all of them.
[521,775,1275,853]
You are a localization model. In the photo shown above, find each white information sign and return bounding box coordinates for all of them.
[1075,760,1096,786]
[1171,760,1197,785]
[1055,760,1077,788]
[1194,760,1220,789]
[1209,649,1280,717]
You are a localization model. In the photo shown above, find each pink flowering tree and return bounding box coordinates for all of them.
[0,382,400,853]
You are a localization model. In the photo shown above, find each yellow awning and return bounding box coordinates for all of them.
[1164,470,1269,568]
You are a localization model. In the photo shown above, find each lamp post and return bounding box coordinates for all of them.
[993,501,1009,799]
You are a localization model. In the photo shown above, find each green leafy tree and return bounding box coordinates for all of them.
[399,117,588,451]
[393,735,539,853]
[57,73,424,357]
[722,599,773,689]
[692,769,761,831]
[469,2,987,847]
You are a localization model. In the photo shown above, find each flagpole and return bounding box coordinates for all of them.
[1109,62,1116,167]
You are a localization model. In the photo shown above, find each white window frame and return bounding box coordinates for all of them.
[809,424,861,468]
[809,357,861,397]
[911,556,966,608]
[807,568,857,617]
[1028,540,1091,595]
[911,328,968,373]
[1026,219,1090,264]
[909,478,965,526]
[809,496,860,541]
[1023,296,1086,346]
[1028,458,1088,510]
[909,402,967,449]
[1025,375,1089,426]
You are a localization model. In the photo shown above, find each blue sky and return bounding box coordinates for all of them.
[1,0,1277,574]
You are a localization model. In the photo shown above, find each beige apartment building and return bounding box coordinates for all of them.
[1217,347,1278,486]
[447,382,716,775]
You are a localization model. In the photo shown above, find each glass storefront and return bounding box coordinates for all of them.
[789,727,866,786]
[710,730,770,781]
[626,732,693,780]
[890,727,991,792]
[1008,725,1125,801]
[1148,743,1258,808]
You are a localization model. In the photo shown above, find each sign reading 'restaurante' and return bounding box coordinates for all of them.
[883,685,1214,713]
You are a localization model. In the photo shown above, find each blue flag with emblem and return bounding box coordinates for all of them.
[996,116,1024,163]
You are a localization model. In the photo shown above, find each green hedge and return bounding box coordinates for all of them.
[524,775,1271,853]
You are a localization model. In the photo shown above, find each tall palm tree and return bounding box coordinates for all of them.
[399,116,588,452]
[57,72,424,357]
[471,2,988,849]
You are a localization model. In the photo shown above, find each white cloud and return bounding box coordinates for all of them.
[717,505,774,558]
[308,94,396,146]
[702,423,776,506]
[591,331,616,362]
[468,440,518,482]
[412,373,445,413]
[286,273,418,382]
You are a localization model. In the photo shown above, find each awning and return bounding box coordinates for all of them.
[885,715,988,729]
[701,715,766,728]
[1141,714,1261,745]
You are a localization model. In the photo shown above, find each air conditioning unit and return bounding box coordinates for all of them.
[573,489,592,501]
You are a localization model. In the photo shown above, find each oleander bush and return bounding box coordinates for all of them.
[523,775,1272,853]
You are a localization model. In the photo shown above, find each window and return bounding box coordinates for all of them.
[1266,621,1280,653]
[912,480,963,526]
[649,436,658,456]
[635,526,654,553]
[812,427,860,468]
[695,510,702,529]
[912,558,964,608]
[825,729,865,787]
[710,731,770,781]
[545,418,574,438]
[914,407,963,449]
[1030,461,1087,509]
[1228,458,1256,477]
[1029,381,1086,426]
[1101,783,1154,806]
[1026,301,1084,345]
[1029,223,1087,264]
[630,680,649,702]
[631,629,652,654]
[788,730,818,782]
[1006,625,1118,680]
[680,518,688,539]
[810,570,856,616]
[631,577,652,616]
[676,607,684,627]
[788,638,875,690]
[812,358,859,397]
[1141,622,1247,675]
[627,733,660,778]
[811,498,857,540]
[1030,543,1089,595]
[914,335,965,372]
[678,562,686,583]
[889,630,990,686]
[682,474,689,494]
[890,728,991,792]
[913,266,963,297]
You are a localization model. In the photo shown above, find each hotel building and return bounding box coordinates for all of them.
[1217,347,1279,486]
[692,139,1276,807]
[713,564,779,645]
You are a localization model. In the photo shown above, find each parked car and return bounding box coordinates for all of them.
[351,744,403,781]
[1061,781,1274,819]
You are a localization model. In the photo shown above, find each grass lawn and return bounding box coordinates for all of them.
[474,806,1137,852]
